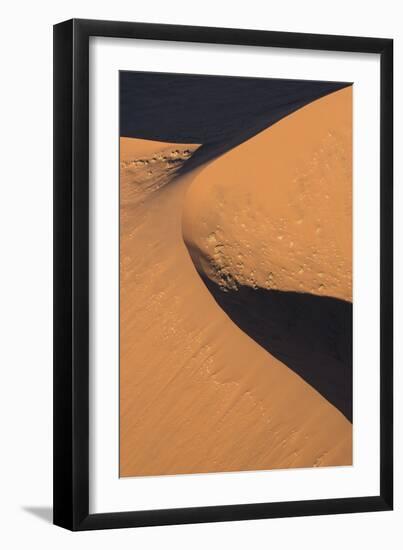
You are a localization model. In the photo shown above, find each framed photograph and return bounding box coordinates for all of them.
[53,19,393,530]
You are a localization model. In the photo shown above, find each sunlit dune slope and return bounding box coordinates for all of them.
[120,128,352,477]
[182,87,352,302]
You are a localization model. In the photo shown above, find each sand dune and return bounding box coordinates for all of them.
[183,87,352,302]
[120,88,352,478]
[182,87,353,421]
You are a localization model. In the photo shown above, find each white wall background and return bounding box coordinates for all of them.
[0,1,400,548]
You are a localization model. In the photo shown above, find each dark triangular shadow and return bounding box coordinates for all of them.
[201,276,352,422]
[120,71,350,147]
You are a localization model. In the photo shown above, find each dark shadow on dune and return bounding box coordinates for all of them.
[121,72,351,173]
[201,276,352,422]
[176,94,349,176]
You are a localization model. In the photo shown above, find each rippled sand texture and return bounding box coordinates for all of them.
[120,88,352,477]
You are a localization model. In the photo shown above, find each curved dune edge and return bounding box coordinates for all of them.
[183,87,352,302]
[120,103,352,477]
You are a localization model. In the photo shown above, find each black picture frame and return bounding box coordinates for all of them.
[53,18,393,531]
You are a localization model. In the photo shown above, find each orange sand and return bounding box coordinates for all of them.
[120,88,352,477]
[183,87,352,302]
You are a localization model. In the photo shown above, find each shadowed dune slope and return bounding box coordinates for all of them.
[120,72,350,173]
[120,124,352,476]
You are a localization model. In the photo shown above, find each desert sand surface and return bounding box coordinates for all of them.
[183,87,353,421]
[120,89,352,478]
